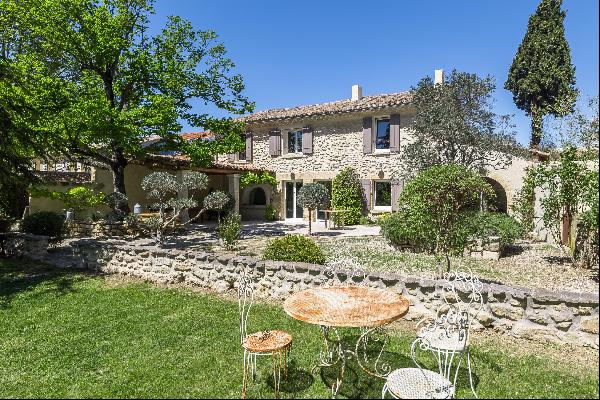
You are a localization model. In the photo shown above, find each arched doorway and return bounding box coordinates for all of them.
[483,177,508,213]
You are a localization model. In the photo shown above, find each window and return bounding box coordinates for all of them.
[287,130,303,153]
[375,118,390,150]
[238,133,247,161]
[374,181,392,208]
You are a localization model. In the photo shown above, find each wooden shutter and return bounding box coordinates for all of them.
[269,128,281,156]
[361,179,372,210]
[245,132,253,160]
[391,180,402,211]
[362,117,373,154]
[390,114,401,153]
[302,126,313,154]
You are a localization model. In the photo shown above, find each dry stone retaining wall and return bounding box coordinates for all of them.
[56,240,599,349]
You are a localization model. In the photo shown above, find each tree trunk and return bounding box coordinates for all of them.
[308,209,312,236]
[530,102,543,149]
[110,157,130,214]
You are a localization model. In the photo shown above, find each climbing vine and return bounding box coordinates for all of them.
[511,167,537,232]
[239,172,277,189]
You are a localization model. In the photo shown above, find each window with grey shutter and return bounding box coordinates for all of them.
[269,128,281,156]
[361,179,371,210]
[302,126,313,154]
[390,114,401,153]
[245,132,253,160]
[362,117,372,154]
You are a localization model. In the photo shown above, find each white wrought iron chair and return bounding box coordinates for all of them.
[415,270,484,398]
[238,274,292,399]
[382,326,462,399]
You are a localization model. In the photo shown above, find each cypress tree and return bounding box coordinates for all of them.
[505,0,577,149]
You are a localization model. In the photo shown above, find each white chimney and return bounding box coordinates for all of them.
[351,84,363,101]
[434,69,444,85]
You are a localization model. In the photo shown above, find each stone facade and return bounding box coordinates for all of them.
[44,240,599,349]
[219,111,535,221]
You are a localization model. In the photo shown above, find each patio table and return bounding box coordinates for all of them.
[283,285,409,398]
[321,210,351,229]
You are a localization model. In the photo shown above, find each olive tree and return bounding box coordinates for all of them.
[297,183,330,235]
[380,164,494,277]
[203,191,235,222]
[141,171,232,245]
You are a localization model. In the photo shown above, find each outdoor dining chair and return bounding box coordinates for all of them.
[238,274,292,399]
[381,330,462,399]
[414,270,483,398]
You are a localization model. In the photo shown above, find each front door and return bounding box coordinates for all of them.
[285,181,304,220]
[316,180,332,221]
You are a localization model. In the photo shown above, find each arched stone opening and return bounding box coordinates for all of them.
[483,177,508,213]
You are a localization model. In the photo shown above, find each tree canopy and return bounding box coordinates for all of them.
[400,70,525,178]
[505,0,577,149]
[4,0,253,210]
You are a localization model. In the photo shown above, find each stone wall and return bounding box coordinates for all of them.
[0,232,49,260]
[66,220,128,238]
[58,240,599,349]
[395,236,505,260]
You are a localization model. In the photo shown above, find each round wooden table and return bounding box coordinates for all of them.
[284,285,410,398]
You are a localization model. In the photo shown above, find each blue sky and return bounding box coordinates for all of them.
[151,0,599,146]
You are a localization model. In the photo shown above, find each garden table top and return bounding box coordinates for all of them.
[283,285,409,328]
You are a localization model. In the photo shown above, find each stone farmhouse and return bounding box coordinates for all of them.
[218,69,534,222]
[28,70,536,227]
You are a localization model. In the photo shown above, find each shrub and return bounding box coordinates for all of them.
[331,167,364,225]
[240,171,277,189]
[218,212,241,250]
[263,234,326,265]
[203,191,235,214]
[380,163,494,277]
[30,186,106,216]
[265,204,277,221]
[297,183,330,235]
[22,211,65,238]
[470,212,525,248]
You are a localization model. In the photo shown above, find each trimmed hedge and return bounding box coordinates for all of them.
[263,234,326,265]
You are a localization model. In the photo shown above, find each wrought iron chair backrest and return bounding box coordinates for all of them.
[323,265,370,287]
[237,273,254,345]
[440,270,484,333]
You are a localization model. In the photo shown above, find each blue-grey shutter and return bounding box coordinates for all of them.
[269,129,281,156]
[361,179,371,210]
[390,114,401,153]
[302,126,313,154]
[362,117,372,154]
[245,132,253,160]
[391,180,402,211]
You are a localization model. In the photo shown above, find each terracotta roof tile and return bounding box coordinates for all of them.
[239,91,413,123]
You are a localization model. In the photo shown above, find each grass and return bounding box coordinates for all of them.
[1,258,598,399]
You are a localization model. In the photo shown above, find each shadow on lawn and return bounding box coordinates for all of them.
[275,334,492,398]
[0,257,93,309]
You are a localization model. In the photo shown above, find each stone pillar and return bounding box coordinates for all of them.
[177,170,190,223]
[228,174,241,214]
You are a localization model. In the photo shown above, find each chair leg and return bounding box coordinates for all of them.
[242,350,249,399]
[381,383,388,399]
[466,349,477,398]
[272,352,281,399]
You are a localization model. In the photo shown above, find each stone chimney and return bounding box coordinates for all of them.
[351,84,363,101]
[434,69,444,85]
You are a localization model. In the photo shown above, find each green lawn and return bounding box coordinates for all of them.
[1,258,598,399]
